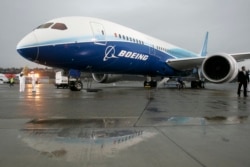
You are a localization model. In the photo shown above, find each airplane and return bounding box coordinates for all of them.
[16,16,250,91]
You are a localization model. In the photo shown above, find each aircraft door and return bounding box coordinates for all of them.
[90,22,107,45]
[149,43,155,55]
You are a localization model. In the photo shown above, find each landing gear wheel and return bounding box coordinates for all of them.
[191,80,205,88]
[69,81,83,91]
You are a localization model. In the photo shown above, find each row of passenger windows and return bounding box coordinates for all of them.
[113,32,167,52]
[156,46,167,52]
[36,22,67,30]
[114,32,144,45]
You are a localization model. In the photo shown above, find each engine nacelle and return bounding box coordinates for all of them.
[92,73,122,83]
[201,53,238,83]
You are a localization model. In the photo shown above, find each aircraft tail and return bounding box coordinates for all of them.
[199,32,209,57]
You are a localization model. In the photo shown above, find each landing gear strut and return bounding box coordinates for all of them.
[144,76,157,88]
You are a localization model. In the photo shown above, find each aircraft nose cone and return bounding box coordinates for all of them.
[16,31,39,62]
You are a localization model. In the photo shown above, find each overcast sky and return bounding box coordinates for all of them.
[1,0,250,68]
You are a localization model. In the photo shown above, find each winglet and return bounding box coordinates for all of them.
[199,32,209,57]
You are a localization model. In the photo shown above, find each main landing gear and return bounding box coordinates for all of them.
[144,76,157,88]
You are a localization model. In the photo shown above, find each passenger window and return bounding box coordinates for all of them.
[36,22,54,29]
[51,23,67,30]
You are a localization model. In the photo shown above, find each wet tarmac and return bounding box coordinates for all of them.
[0,82,250,167]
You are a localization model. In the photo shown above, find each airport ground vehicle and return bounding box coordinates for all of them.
[0,74,10,83]
[55,71,68,88]
[55,70,83,90]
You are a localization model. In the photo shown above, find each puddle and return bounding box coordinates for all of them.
[20,118,156,161]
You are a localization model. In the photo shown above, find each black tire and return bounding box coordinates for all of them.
[191,81,197,88]
[75,81,83,91]
[70,81,83,91]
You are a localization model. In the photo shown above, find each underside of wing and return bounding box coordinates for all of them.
[167,52,250,72]
[230,52,250,62]
[166,57,205,71]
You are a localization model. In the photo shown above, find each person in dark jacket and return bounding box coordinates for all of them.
[237,66,249,97]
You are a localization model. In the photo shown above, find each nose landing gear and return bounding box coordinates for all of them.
[69,79,83,91]
[68,69,83,91]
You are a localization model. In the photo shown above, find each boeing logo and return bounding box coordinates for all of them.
[103,46,118,61]
[118,50,149,61]
[103,46,149,62]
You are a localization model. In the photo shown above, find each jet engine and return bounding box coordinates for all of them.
[92,73,122,83]
[201,53,238,83]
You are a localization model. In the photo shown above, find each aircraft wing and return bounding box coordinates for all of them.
[166,57,205,71]
[230,52,250,62]
[166,52,250,71]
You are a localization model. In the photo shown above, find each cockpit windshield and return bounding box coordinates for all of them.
[36,22,54,29]
[36,22,67,30]
[51,23,67,30]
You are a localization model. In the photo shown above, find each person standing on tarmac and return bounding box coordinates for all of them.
[9,77,14,87]
[237,66,249,97]
[19,72,25,92]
